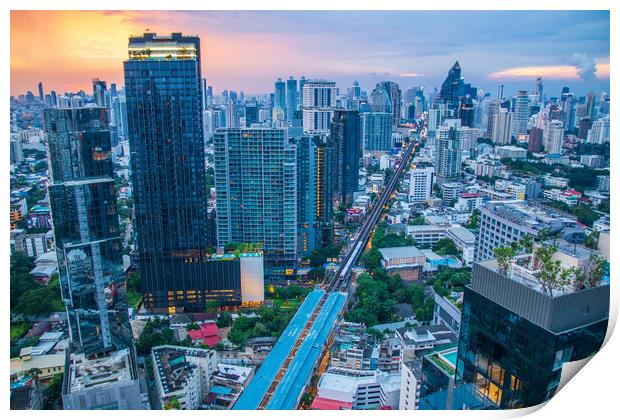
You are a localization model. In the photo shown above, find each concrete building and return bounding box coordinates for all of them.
[399,359,422,410]
[587,117,610,144]
[379,246,426,283]
[543,120,564,154]
[302,80,337,134]
[491,108,513,144]
[496,145,527,160]
[409,167,434,204]
[406,225,447,248]
[446,226,476,266]
[152,346,218,410]
[433,294,462,335]
[62,349,141,410]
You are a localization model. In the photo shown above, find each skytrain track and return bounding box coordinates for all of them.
[326,139,418,292]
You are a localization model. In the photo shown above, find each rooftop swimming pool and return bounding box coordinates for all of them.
[441,349,458,367]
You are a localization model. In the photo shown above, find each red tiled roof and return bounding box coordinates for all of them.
[188,329,203,341]
[202,336,220,347]
[310,397,352,410]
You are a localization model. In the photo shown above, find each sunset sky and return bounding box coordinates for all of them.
[11,10,610,97]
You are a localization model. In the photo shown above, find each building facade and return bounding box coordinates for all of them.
[330,109,361,206]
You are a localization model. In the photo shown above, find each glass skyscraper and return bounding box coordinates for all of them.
[330,109,361,206]
[44,107,132,356]
[213,127,297,281]
[124,33,225,311]
[286,76,298,124]
[454,260,609,409]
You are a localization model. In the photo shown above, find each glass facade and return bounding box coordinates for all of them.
[124,33,237,310]
[213,128,297,282]
[330,109,361,206]
[44,107,132,356]
[455,286,608,409]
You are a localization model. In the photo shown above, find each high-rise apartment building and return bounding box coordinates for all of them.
[409,167,434,204]
[44,106,133,355]
[374,81,402,127]
[124,33,218,310]
[587,117,610,144]
[226,98,240,128]
[543,120,564,154]
[286,76,298,124]
[361,112,392,151]
[511,90,529,136]
[92,78,107,107]
[297,135,333,255]
[302,79,337,134]
[491,108,513,144]
[274,78,286,119]
[435,122,462,184]
[213,127,297,280]
[330,109,361,206]
[527,127,543,153]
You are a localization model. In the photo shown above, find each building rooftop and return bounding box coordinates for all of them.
[65,349,134,393]
[379,245,424,261]
[152,346,213,395]
[447,226,476,244]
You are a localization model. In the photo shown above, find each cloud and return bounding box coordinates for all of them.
[571,53,597,81]
[488,62,610,81]
[400,73,423,77]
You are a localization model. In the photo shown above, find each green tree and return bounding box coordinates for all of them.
[217,311,232,328]
[43,373,64,409]
[433,238,460,257]
[362,247,383,272]
[204,300,220,314]
[571,204,599,227]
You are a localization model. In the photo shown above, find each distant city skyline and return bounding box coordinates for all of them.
[11,10,610,97]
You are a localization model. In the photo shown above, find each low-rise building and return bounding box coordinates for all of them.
[379,246,426,283]
[205,363,254,409]
[406,225,446,248]
[446,226,476,266]
[496,145,527,160]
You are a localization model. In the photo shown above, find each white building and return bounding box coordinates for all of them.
[409,167,434,204]
[399,360,422,410]
[496,145,527,160]
[446,226,476,266]
[152,346,218,410]
[491,108,513,144]
[302,80,336,134]
[587,117,610,144]
[543,120,564,154]
[240,253,264,304]
[406,225,446,248]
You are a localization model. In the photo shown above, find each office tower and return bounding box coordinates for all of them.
[245,102,259,127]
[511,90,530,135]
[50,90,57,107]
[428,107,441,137]
[297,135,333,254]
[527,127,543,153]
[585,92,596,119]
[207,85,213,107]
[561,94,574,129]
[486,100,500,137]
[535,77,544,103]
[226,98,240,128]
[330,109,361,206]
[302,79,337,134]
[92,78,107,107]
[201,78,208,112]
[274,78,286,120]
[587,117,610,144]
[286,76,298,124]
[370,84,393,114]
[361,111,392,151]
[491,108,513,144]
[298,76,307,107]
[125,32,232,310]
[460,127,484,152]
[455,253,608,408]
[10,139,24,165]
[374,81,402,127]
[25,91,35,105]
[37,82,44,101]
[438,61,478,107]
[543,120,564,154]
[44,107,133,356]
[213,127,297,280]
[459,98,475,128]
[409,167,434,204]
[352,80,361,99]
[435,124,462,185]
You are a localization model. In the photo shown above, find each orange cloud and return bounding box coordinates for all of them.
[489,64,610,80]
[400,73,423,77]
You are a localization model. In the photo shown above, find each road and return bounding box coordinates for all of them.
[326,139,418,292]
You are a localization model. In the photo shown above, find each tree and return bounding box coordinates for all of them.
[409,215,426,225]
[43,373,63,409]
[493,243,519,275]
[465,210,479,229]
[362,247,383,272]
[217,311,232,328]
[573,254,606,290]
[433,238,460,257]
[415,298,435,322]
[532,245,575,297]
[126,271,142,292]
[204,300,220,314]
[584,231,600,250]
[571,204,599,227]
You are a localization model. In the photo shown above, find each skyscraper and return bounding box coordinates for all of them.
[543,120,564,154]
[438,61,478,107]
[245,102,259,127]
[527,127,543,153]
[298,76,307,107]
[511,90,530,136]
[227,98,240,128]
[92,78,107,107]
[286,76,298,124]
[455,252,608,409]
[214,127,297,280]
[361,112,392,151]
[302,79,337,134]
[297,135,333,254]
[409,167,434,204]
[124,32,214,310]
[330,109,361,206]
[44,107,132,356]
[435,121,462,185]
[274,78,286,120]
[37,81,44,101]
[374,81,402,127]
[491,108,513,145]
